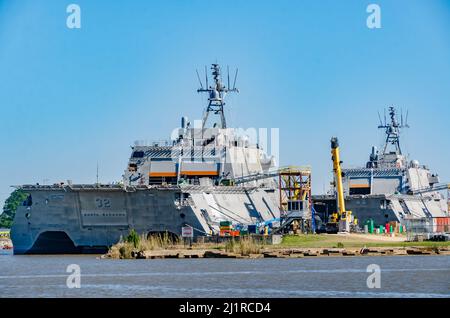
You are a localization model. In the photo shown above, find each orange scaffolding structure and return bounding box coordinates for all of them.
[278,166,312,217]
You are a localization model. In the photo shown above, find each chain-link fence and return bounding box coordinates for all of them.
[404,218,450,241]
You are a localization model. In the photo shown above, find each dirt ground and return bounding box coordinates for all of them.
[334,233,406,242]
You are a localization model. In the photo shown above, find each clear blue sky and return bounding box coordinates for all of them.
[1,0,450,206]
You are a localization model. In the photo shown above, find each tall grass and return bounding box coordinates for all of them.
[138,232,181,251]
[108,230,268,259]
[108,231,182,258]
[224,237,263,256]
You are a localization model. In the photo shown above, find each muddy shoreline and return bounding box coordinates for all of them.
[102,245,450,259]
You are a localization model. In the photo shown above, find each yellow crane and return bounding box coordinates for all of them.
[329,137,354,233]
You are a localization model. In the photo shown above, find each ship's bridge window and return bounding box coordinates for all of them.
[132,151,145,158]
[349,186,370,195]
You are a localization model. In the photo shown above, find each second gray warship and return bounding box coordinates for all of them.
[313,107,449,227]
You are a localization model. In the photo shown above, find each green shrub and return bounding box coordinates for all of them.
[126,229,140,248]
[0,189,29,228]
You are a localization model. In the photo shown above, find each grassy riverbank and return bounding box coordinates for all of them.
[280,234,450,248]
[104,232,450,259]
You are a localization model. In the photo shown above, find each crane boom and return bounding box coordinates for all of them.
[330,137,354,232]
[331,137,346,215]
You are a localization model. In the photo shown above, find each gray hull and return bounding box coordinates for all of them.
[11,184,278,254]
[313,193,448,227]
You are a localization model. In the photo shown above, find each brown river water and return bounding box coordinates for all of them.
[0,250,449,298]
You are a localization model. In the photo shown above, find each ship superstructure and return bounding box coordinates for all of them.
[10,64,280,254]
[124,64,276,188]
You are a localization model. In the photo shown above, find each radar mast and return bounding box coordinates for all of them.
[378,106,409,155]
[197,64,239,129]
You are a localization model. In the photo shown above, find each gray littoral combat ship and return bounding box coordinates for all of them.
[11,64,280,254]
[313,107,449,228]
